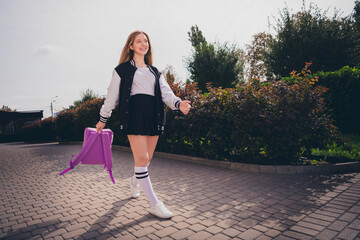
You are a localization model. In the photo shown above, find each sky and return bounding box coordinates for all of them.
[0,0,356,118]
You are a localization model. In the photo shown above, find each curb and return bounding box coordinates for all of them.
[60,142,360,175]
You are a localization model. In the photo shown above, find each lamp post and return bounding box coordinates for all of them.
[51,96,58,117]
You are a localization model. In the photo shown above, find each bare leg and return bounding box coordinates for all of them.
[146,135,159,166]
[127,135,149,167]
[127,135,173,218]
[127,134,160,207]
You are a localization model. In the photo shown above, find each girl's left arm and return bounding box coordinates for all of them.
[159,74,182,110]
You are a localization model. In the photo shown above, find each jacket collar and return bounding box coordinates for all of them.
[130,58,158,77]
[130,59,136,67]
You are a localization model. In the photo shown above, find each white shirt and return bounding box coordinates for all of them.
[100,67,182,118]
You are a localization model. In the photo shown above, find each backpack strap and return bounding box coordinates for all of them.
[101,132,115,184]
[59,132,98,176]
[59,155,77,175]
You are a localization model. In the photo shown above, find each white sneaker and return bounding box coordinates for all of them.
[129,177,140,198]
[149,201,173,219]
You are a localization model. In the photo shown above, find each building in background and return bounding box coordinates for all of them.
[0,110,43,142]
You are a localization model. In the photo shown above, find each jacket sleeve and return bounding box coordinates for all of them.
[160,74,182,110]
[99,69,121,123]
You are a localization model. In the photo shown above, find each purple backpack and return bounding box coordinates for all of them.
[60,127,115,184]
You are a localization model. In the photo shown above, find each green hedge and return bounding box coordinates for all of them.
[316,66,360,134]
[284,66,360,134]
[22,117,57,142]
[157,76,339,165]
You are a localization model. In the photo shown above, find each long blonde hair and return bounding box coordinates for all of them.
[118,31,153,65]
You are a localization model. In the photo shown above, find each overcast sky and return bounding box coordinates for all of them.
[0,0,355,117]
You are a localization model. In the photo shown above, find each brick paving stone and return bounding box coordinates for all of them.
[339,212,358,222]
[273,236,294,240]
[328,220,349,231]
[146,233,161,240]
[253,225,269,233]
[239,218,260,228]
[302,216,332,227]
[206,225,223,234]
[282,230,314,240]
[170,229,196,239]
[349,219,360,230]
[265,229,281,238]
[222,228,241,238]
[81,230,101,239]
[337,227,360,240]
[289,225,319,236]
[187,230,213,240]
[208,233,232,240]
[255,235,273,240]
[132,227,156,238]
[349,206,360,214]
[1,143,360,240]
[238,229,262,240]
[62,228,87,239]
[297,220,325,231]
[316,229,338,240]
[154,226,178,238]
[308,213,337,222]
[43,228,67,238]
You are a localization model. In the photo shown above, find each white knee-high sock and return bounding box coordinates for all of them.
[135,166,159,207]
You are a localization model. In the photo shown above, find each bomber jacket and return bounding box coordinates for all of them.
[99,59,182,135]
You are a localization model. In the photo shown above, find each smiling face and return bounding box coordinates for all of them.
[130,33,149,57]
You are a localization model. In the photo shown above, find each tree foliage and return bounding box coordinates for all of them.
[245,32,273,80]
[71,88,99,109]
[351,0,360,67]
[185,25,245,92]
[265,1,358,78]
[188,25,207,47]
[1,105,16,112]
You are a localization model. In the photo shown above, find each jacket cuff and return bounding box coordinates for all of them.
[100,115,108,123]
[175,100,181,110]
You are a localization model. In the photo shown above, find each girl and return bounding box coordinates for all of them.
[96,31,191,219]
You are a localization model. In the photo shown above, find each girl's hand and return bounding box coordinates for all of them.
[96,121,106,132]
[179,100,192,115]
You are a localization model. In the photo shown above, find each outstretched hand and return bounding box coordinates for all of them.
[179,100,191,115]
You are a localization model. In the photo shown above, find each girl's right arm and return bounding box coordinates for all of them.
[96,69,121,131]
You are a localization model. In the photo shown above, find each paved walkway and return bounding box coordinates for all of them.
[0,142,359,240]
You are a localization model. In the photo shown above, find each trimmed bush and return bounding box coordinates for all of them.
[23,117,56,141]
[284,66,360,134]
[55,98,104,142]
[159,65,339,164]
[315,66,360,134]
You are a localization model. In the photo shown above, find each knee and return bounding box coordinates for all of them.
[134,154,149,167]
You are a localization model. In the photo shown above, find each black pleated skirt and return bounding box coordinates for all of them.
[126,94,159,136]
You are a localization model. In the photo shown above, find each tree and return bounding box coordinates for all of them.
[245,32,274,80]
[185,25,245,92]
[188,25,207,47]
[1,105,16,112]
[162,65,178,85]
[265,1,357,78]
[70,88,99,109]
[351,0,360,68]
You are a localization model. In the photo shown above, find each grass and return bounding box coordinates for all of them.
[310,134,360,164]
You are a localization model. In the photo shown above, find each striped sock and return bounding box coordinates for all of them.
[132,162,151,186]
[135,166,159,207]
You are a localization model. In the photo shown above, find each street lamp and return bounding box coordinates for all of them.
[51,96,58,117]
